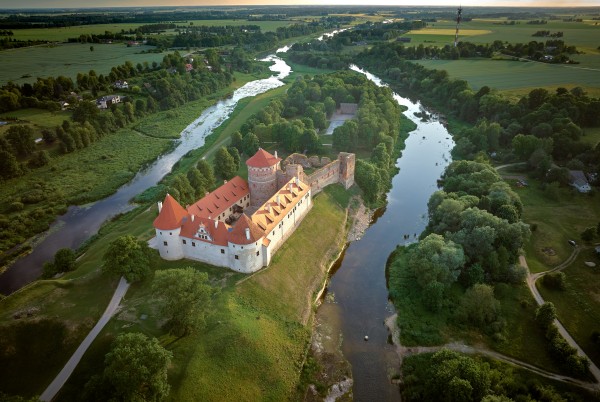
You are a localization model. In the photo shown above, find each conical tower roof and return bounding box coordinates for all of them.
[153,194,189,230]
[246,148,281,168]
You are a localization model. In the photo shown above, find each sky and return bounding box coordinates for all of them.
[0,0,598,9]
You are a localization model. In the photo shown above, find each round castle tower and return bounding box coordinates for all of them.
[246,148,281,207]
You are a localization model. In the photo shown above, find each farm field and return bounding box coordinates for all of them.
[414,59,600,95]
[424,18,600,52]
[0,43,168,85]
[8,20,295,42]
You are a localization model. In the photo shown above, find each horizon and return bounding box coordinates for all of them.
[1,1,599,10]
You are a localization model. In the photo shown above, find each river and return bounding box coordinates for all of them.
[0,48,291,295]
[315,66,455,401]
[1,44,456,401]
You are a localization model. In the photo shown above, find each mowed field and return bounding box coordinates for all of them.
[0,43,168,85]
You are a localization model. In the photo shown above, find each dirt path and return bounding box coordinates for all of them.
[385,312,599,392]
[521,249,600,385]
[39,277,130,402]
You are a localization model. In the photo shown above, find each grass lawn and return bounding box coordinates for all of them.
[537,248,600,368]
[388,246,562,374]
[0,43,168,86]
[515,178,600,273]
[51,186,348,402]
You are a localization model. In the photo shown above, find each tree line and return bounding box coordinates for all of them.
[354,43,600,189]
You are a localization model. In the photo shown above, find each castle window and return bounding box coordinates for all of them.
[256,251,260,256]
[272,230,275,236]
[163,241,168,246]
[160,231,162,235]
[183,240,187,245]
[235,255,239,260]
[170,232,172,235]
[192,242,196,247]
[221,249,225,254]
[241,246,244,249]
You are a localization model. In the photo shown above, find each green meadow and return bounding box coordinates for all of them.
[415,59,600,96]
[0,43,168,85]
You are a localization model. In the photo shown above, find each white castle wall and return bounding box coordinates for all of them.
[155,227,184,260]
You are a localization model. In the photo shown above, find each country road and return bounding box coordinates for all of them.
[39,277,130,402]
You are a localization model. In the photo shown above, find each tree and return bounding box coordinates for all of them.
[213,146,237,180]
[0,150,21,179]
[230,131,243,151]
[54,248,76,273]
[103,235,151,282]
[227,146,240,172]
[535,302,557,330]
[581,226,597,242]
[28,150,51,168]
[456,284,501,329]
[152,268,218,336]
[6,125,36,157]
[99,333,172,401]
[409,233,465,290]
[72,100,99,124]
[371,142,390,169]
[197,159,215,190]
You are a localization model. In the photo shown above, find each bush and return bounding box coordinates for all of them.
[542,272,566,290]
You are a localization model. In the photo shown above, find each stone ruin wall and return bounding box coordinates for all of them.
[277,153,354,196]
[307,160,341,195]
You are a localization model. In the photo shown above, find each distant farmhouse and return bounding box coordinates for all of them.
[153,149,355,273]
[569,170,591,193]
[113,80,129,89]
[96,95,121,109]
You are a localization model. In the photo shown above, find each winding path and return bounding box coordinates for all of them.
[39,277,130,402]
[521,250,600,385]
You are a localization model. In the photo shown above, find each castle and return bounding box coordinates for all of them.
[153,149,355,273]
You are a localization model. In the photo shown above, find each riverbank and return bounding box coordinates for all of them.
[0,70,268,277]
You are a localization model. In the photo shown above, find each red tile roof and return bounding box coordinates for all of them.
[251,178,309,234]
[154,194,189,230]
[228,214,264,245]
[245,148,281,168]
[180,216,229,246]
[187,176,248,219]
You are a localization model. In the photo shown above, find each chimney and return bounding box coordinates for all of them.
[224,180,228,184]
[276,195,280,205]
[295,177,299,186]
[245,227,250,240]
[214,220,218,228]
[288,183,292,193]
[274,150,278,159]
[157,201,163,213]
[205,191,209,197]
[191,215,195,222]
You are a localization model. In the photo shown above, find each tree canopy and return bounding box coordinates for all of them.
[152,267,218,337]
[102,235,151,282]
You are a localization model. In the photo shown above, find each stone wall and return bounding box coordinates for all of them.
[279,152,355,195]
[308,160,341,195]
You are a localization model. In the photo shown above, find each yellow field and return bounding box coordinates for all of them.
[408,28,491,36]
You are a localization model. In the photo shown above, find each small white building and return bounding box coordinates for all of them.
[96,95,121,109]
[113,80,129,89]
[569,170,592,193]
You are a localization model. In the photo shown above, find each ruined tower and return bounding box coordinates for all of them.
[338,152,355,189]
